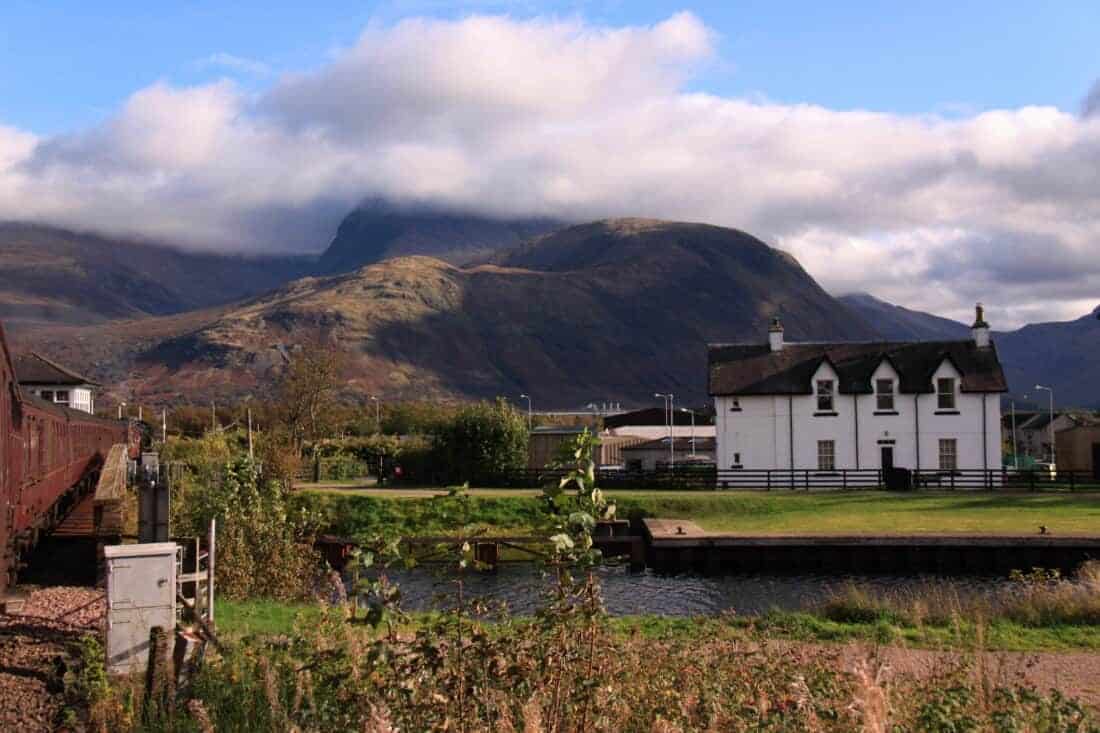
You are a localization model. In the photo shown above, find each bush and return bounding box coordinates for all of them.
[430,398,528,484]
[177,457,322,600]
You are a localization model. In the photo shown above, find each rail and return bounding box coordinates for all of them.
[437,467,1100,492]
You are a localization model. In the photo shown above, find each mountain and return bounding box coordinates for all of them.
[842,291,1100,409]
[0,223,314,331]
[996,307,1100,409]
[20,219,877,407]
[316,200,561,274]
[837,293,969,340]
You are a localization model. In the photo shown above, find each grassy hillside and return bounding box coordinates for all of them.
[21,219,877,405]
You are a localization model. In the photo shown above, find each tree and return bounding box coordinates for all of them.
[274,340,345,453]
[431,398,528,483]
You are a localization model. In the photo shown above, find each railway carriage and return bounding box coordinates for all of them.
[1,321,131,598]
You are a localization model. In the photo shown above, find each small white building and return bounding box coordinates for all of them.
[14,352,98,414]
[708,305,1005,476]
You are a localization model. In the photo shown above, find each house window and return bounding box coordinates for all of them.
[939,439,957,471]
[817,440,836,471]
[55,390,70,406]
[937,378,956,410]
[729,398,741,411]
[816,380,835,412]
[40,390,54,401]
[876,379,895,411]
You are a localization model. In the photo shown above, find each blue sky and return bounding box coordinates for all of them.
[3,1,1097,134]
[1,3,1098,325]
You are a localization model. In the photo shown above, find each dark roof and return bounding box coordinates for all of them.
[604,407,710,428]
[13,352,98,387]
[621,436,716,453]
[708,340,1007,397]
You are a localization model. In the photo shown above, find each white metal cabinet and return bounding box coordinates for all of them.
[104,542,178,674]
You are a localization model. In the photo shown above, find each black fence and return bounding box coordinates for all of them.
[463,467,1100,492]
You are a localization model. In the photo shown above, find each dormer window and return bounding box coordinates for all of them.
[937,378,956,410]
[816,380,835,412]
[875,379,895,411]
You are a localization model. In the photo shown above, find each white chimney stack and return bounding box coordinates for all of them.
[768,317,784,352]
[971,302,991,348]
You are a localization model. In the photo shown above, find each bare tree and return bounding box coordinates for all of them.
[275,339,345,454]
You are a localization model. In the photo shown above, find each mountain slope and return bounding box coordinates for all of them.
[316,200,561,274]
[22,219,877,406]
[838,293,970,340]
[0,223,314,330]
[996,307,1100,408]
[842,291,1100,408]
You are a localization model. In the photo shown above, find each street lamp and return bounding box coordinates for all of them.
[520,394,532,432]
[118,401,126,420]
[654,393,674,470]
[1034,384,1055,467]
[679,407,697,457]
[369,395,380,433]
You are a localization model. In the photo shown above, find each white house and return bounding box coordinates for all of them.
[708,305,1005,478]
[14,352,98,414]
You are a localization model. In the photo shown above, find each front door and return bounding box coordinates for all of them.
[1092,443,1100,480]
[881,446,894,470]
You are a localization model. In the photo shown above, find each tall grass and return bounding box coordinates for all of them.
[817,561,1100,629]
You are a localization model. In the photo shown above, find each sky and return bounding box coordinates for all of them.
[1,1,1099,327]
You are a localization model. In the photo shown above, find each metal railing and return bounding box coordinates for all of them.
[458,466,1100,492]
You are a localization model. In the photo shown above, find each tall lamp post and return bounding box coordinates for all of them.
[654,393,674,470]
[1034,384,1055,467]
[118,401,127,420]
[369,395,380,433]
[520,393,532,432]
[679,407,697,458]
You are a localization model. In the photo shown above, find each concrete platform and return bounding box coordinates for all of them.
[640,519,1100,575]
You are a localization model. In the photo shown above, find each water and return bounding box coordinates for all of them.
[373,563,1016,617]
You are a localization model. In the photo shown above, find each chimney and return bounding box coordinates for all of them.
[768,317,784,352]
[971,302,991,348]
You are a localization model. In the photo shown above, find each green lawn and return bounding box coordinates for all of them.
[214,597,1100,652]
[295,488,1100,538]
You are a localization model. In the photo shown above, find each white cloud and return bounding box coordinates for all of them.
[0,12,1098,326]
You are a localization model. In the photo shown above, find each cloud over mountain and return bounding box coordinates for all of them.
[0,12,1098,326]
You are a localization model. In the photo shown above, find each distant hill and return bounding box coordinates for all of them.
[996,307,1100,409]
[837,293,970,340]
[22,219,877,406]
[843,291,1100,408]
[0,223,314,330]
[316,200,562,274]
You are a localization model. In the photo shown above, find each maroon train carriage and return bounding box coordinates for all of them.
[1,320,132,599]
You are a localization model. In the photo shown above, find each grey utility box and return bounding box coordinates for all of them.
[104,543,178,675]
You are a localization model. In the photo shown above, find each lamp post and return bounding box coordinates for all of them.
[520,393,532,432]
[118,401,126,420]
[679,407,697,457]
[369,395,380,433]
[1034,384,1055,467]
[654,393,674,470]
[1009,400,1018,469]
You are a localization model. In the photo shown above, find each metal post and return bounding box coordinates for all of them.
[207,519,216,628]
[668,394,675,470]
[247,408,254,461]
[1035,385,1055,467]
[520,394,532,432]
[161,409,167,444]
[1010,401,1018,469]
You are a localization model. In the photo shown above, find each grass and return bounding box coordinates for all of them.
[213,596,1100,652]
[296,488,1100,537]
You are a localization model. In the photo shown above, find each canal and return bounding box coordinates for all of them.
[380,564,1023,617]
